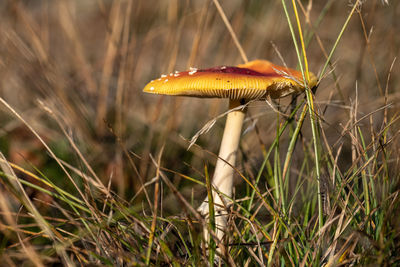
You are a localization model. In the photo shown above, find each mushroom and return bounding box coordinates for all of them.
[143,59,317,242]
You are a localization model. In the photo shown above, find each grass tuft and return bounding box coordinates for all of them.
[0,0,399,265]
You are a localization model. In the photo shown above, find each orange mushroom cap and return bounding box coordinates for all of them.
[143,59,317,100]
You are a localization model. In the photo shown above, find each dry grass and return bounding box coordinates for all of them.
[0,0,399,265]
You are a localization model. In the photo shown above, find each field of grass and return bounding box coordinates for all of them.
[0,0,399,266]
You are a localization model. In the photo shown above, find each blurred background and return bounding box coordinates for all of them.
[0,0,399,208]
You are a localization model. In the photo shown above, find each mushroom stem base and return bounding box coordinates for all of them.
[198,99,246,243]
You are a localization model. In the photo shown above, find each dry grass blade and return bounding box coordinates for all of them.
[96,0,124,133]
[58,0,97,95]
[212,0,248,63]
[188,101,250,149]
[145,146,162,265]
[0,152,73,267]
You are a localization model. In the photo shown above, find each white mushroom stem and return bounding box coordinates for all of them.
[198,99,246,243]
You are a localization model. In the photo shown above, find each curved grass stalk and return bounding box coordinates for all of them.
[281,0,324,232]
